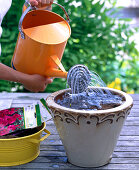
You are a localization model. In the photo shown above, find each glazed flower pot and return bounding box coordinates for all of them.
[46,87,133,167]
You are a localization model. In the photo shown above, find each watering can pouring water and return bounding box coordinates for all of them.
[11,1,71,78]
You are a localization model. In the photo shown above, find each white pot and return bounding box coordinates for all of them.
[46,87,133,167]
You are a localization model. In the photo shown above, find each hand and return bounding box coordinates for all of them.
[22,74,53,92]
[29,0,53,10]
[0,63,53,93]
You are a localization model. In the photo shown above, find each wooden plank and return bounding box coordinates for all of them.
[0,162,83,169]
[126,117,139,121]
[129,109,139,114]
[39,151,66,157]
[132,105,139,109]
[119,135,139,140]
[1,162,139,169]
[1,153,139,169]
[31,156,68,163]
[122,125,139,131]
[41,138,139,146]
[38,150,139,158]
[11,100,37,103]
[44,133,139,141]
[124,122,139,126]
[43,124,139,135]
[44,129,139,137]
[110,157,139,164]
[40,145,65,151]
[112,151,139,158]
[46,129,139,136]
[115,146,139,152]
[128,114,139,117]
[40,145,139,152]
[12,103,35,107]
[116,140,139,147]
[27,156,139,164]
[130,94,139,101]
[133,100,139,105]
[0,93,50,99]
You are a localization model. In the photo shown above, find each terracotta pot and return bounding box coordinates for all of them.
[46,87,133,167]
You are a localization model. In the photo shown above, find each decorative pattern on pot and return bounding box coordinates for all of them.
[49,107,132,126]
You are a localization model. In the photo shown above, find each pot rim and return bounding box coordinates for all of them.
[46,87,133,114]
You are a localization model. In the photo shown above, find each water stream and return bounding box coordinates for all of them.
[57,65,123,110]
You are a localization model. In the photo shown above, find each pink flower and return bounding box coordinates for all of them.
[7,117,16,125]
[8,125,16,131]
[0,108,24,136]
[0,128,10,136]
[0,118,4,125]
[0,112,5,118]
[13,114,22,119]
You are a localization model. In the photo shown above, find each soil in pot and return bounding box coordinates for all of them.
[55,88,125,110]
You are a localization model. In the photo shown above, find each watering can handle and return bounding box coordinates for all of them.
[19,6,36,39]
[19,1,70,39]
[53,2,70,23]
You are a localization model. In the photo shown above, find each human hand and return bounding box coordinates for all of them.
[22,74,53,92]
[29,0,53,10]
[0,63,53,93]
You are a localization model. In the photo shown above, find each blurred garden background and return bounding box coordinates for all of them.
[0,0,139,93]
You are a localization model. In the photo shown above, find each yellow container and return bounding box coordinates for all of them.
[0,122,50,166]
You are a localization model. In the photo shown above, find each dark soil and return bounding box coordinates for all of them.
[55,89,125,110]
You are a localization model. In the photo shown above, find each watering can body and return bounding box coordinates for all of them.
[12,3,71,78]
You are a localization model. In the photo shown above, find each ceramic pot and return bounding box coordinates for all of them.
[46,87,133,167]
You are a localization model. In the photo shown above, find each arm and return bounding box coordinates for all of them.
[0,63,53,92]
[0,0,54,92]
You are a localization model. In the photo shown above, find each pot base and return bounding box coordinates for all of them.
[68,155,112,168]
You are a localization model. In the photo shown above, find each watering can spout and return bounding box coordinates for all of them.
[47,55,67,78]
[46,68,68,78]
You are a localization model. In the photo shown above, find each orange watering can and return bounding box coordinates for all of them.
[11,1,71,78]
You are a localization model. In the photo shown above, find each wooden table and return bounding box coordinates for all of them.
[0,93,138,169]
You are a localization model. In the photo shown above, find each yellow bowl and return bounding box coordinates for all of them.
[0,122,50,166]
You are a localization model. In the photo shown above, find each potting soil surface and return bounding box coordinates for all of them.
[56,89,124,110]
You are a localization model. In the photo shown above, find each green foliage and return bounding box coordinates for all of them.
[50,0,139,93]
[0,0,138,93]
